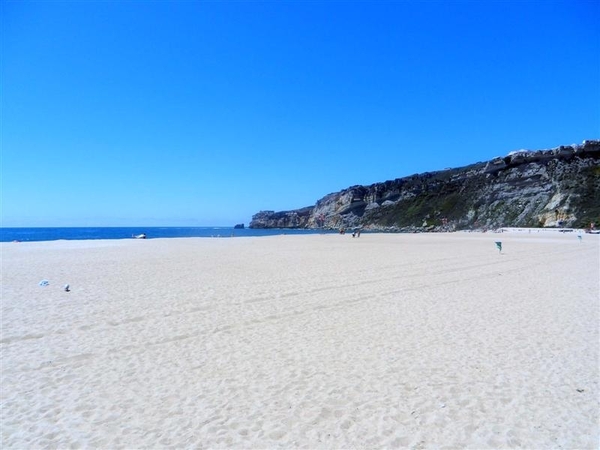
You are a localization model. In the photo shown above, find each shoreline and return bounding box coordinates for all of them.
[2,226,594,245]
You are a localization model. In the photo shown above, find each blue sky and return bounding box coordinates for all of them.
[2,1,599,227]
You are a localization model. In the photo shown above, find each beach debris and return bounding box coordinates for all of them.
[495,241,502,253]
[64,284,70,292]
[39,280,49,287]
[576,388,585,393]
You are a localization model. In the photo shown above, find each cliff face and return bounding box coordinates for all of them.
[250,140,600,231]
[249,207,313,229]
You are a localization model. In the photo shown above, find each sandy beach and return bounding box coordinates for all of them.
[1,232,598,449]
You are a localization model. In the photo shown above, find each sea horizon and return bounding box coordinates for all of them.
[0,226,338,243]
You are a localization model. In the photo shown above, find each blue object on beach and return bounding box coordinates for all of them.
[39,280,49,287]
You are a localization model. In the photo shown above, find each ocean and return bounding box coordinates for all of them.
[0,227,338,243]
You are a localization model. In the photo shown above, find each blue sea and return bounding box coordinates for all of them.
[0,227,337,243]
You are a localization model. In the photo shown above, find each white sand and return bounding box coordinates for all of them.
[1,233,598,449]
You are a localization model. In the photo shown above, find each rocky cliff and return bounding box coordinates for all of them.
[250,140,600,231]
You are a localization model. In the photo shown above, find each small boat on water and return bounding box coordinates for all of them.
[133,233,147,239]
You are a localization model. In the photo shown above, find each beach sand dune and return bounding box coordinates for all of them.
[1,233,598,448]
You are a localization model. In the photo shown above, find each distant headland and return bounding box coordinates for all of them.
[250,140,600,232]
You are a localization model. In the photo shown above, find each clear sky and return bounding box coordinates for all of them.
[2,1,599,227]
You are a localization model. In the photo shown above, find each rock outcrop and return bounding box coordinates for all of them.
[250,140,600,231]
[250,207,313,229]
